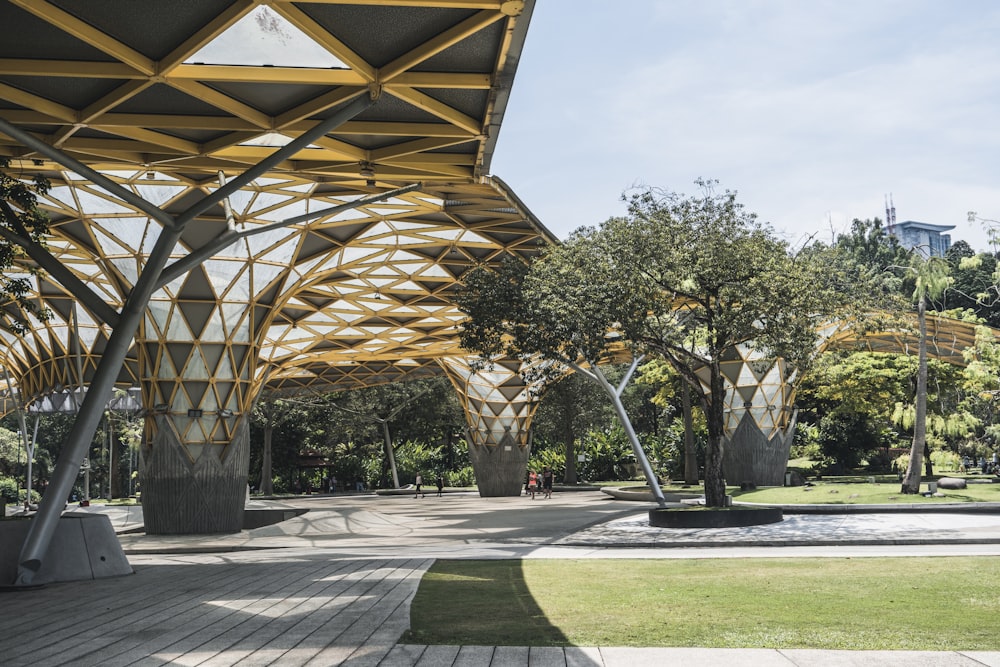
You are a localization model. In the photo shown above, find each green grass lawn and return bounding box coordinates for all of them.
[403,558,1000,649]
[732,479,1000,504]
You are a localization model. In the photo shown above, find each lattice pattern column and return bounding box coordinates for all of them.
[439,357,540,496]
[137,265,269,534]
[694,344,798,486]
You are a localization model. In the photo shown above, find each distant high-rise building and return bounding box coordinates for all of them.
[885,220,954,257]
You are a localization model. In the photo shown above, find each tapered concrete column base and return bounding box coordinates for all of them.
[723,412,795,487]
[468,443,530,496]
[141,417,249,534]
[0,513,132,585]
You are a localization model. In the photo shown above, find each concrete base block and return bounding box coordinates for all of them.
[0,513,133,585]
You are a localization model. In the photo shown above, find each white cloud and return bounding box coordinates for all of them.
[493,0,1000,251]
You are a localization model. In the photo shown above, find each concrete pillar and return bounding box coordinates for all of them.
[711,345,798,487]
[137,266,264,534]
[439,357,539,496]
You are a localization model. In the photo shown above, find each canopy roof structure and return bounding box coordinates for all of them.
[0,0,552,407]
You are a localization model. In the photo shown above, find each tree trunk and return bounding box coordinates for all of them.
[703,363,727,507]
[382,420,400,488]
[563,431,578,485]
[109,418,121,499]
[260,422,273,496]
[901,295,928,494]
[682,380,698,485]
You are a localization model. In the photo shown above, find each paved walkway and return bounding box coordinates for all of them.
[3,491,1000,666]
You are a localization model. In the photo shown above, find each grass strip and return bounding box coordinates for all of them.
[403,557,1000,649]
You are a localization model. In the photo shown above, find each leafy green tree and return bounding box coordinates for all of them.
[531,373,611,484]
[459,243,669,504]
[636,359,705,484]
[596,183,853,506]
[0,159,51,333]
[0,425,20,476]
[460,181,854,507]
[834,218,908,278]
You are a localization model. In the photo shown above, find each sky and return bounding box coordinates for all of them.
[489,0,1000,252]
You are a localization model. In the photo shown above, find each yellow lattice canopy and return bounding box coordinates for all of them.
[0,1,552,406]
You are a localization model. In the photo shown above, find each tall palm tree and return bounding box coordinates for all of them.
[900,254,951,494]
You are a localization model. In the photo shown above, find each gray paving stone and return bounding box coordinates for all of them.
[414,644,461,667]
[528,645,567,666]
[960,652,1000,667]
[491,646,530,666]
[379,644,428,666]
[452,645,496,666]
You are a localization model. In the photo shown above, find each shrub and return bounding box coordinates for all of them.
[444,466,476,488]
[0,476,17,504]
[930,450,962,472]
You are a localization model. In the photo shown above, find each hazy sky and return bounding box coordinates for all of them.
[489,0,1000,252]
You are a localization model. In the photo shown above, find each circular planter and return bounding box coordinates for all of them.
[649,506,783,528]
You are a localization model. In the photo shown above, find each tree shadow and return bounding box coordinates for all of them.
[402,559,575,648]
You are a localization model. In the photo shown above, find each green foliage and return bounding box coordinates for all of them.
[0,426,21,475]
[0,475,18,503]
[393,440,445,484]
[930,449,962,472]
[459,181,856,506]
[0,158,52,333]
[577,426,638,482]
[444,466,476,488]
[814,411,882,471]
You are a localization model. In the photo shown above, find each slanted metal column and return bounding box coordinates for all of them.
[5,94,378,584]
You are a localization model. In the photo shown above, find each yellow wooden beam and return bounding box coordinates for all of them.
[98,113,257,131]
[168,64,367,86]
[370,136,471,161]
[379,10,504,82]
[0,59,142,78]
[10,0,156,76]
[80,80,154,124]
[334,120,473,138]
[105,127,200,156]
[388,72,492,89]
[387,87,482,135]
[275,87,368,129]
[167,80,271,129]
[0,83,77,123]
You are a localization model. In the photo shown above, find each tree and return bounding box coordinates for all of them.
[598,183,852,506]
[0,159,51,334]
[636,359,703,485]
[531,372,613,484]
[460,181,853,507]
[458,241,669,505]
[898,254,952,493]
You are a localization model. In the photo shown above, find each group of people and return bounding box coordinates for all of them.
[526,466,553,499]
[961,453,1000,475]
[413,473,445,498]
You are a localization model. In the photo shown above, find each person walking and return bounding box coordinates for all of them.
[527,470,538,499]
[542,466,553,499]
[414,473,425,498]
[436,473,444,497]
